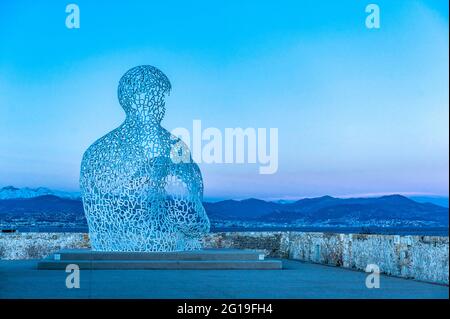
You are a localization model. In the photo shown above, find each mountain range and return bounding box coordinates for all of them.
[204,195,448,225]
[0,186,80,200]
[0,186,448,227]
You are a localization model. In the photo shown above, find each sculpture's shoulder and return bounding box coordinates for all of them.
[81,126,124,171]
[167,132,194,163]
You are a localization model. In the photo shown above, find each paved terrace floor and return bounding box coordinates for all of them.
[0,259,448,299]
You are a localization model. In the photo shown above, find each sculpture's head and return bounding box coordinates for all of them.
[118,65,171,122]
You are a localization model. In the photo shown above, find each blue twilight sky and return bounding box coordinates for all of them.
[0,0,448,200]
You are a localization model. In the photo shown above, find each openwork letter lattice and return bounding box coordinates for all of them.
[80,65,210,251]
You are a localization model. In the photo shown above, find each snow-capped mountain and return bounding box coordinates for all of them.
[0,186,80,200]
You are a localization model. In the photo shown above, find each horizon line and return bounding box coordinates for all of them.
[1,185,448,203]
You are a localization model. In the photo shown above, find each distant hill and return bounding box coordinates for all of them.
[205,195,449,226]
[0,189,448,228]
[0,195,83,214]
[275,194,447,220]
[203,198,280,219]
[0,186,80,200]
[0,195,85,226]
[408,196,449,208]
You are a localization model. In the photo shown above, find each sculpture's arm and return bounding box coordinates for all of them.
[164,162,210,237]
[163,136,210,237]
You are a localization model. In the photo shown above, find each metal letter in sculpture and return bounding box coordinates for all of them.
[80,65,210,251]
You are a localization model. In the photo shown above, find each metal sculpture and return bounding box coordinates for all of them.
[80,65,210,251]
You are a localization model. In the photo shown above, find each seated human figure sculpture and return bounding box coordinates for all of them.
[80,65,210,251]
